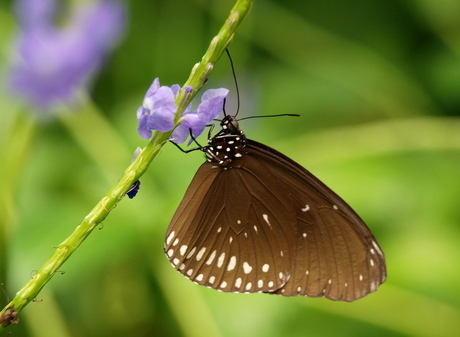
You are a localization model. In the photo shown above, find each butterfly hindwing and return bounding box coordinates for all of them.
[166,159,298,293]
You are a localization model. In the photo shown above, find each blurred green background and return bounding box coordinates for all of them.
[1,0,460,336]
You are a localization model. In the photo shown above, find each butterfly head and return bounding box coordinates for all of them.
[220,114,240,133]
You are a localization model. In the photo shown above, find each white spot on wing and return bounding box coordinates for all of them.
[301,204,310,212]
[262,214,272,229]
[166,231,175,245]
[372,240,384,256]
[257,280,263,288]
[196,274,204,281]
[206,250,217,265]
[370,281,377,292]
[209,276,215,284]
[243,262,253,274]
[220,281,228,288]
[179,245,188,256]
[217,252,226,268]
[262,264,269,272]
[196,247,206,261]
[245,282,252,291]
[227,256,237,271]
[167,249,174,257]
[186,246,196,259]
[235,278,242,288]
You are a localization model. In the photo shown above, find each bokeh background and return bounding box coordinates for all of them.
[1,0,460,336]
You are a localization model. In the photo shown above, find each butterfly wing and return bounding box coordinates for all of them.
[165,139,386,301]
[245,140,386,301]
[166,157,298,293]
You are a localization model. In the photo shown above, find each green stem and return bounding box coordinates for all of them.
[0,0,252,332]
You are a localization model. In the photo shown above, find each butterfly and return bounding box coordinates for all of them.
[165,114,386,301]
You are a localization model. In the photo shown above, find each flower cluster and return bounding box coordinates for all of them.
[9,0,125,111]
[137,78,229,143]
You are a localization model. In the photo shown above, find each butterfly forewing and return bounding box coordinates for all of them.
[245,140,386,300]
[166,115,386,301]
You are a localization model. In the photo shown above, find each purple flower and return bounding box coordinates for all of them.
[171,88,229,143]
[136,78,229,143]
[9,0,125,111]
[137,78,179,139]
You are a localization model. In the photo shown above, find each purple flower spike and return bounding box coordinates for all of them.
[171,88,229,144]
[9,0,125,111]
[137,78,178,139]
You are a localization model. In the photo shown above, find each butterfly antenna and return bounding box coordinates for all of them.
[225,49,240,117]
[238,114,300,122]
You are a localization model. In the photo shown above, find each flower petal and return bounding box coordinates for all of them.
[146,86,177,132]
[137,107,153,139]
[144,78,160,100]
[197,88,229,122]
[171,111,209,144]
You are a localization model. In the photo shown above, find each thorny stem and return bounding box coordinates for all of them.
[0,0,252,332]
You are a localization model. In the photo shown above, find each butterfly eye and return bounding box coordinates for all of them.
[166,114,386,302]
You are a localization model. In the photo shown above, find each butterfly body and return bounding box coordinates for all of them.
[166,115,386,301]
[203,115,246,167]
